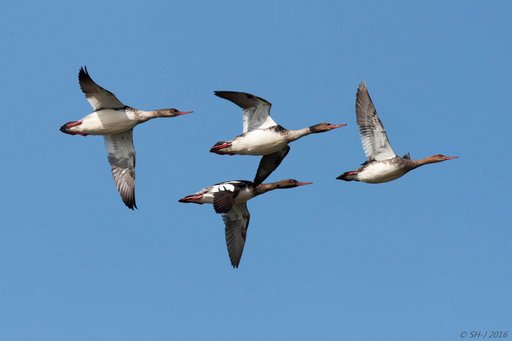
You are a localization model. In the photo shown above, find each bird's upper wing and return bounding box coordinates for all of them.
[222,203,250,268]
[356,82,396,161]
[104,131,136,209]
[215,91,277,133]
[253,145,290,185]
[79,66,125,111]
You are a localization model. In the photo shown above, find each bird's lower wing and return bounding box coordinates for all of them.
[103,131,136,209]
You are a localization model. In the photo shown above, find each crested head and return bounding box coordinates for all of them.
[274,179,313,188]
[255,179,313,193]
[424,154,459,164]
[154,108,193,117]
[309,122,347,133]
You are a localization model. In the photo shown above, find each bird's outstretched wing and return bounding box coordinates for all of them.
[215,91,277,133]
[222,203,250,268]
[79,66,125,111]
[253,146,290,185]
[356,82,396,161]
[104,131,136,209]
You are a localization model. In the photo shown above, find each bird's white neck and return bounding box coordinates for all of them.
[286,127,312,142]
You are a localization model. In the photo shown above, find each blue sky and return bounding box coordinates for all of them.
[0,0,510,340]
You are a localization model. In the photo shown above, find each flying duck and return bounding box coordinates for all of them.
[210,91,346,185]
[179,179,312,268]
[60,66,192,209]
[337,82,458,183]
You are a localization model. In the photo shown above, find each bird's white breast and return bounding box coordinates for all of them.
[231,129,287,155]
[76,109,137,135]
[358,162,406,183]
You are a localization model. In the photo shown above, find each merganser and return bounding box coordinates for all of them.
[211,91,346,185]
[179,179,312,268]
[60,66,192,209]
[337,82,458,183]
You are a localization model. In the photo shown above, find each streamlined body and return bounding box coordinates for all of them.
[337,83,457,183]
[211,91,345,184]
[60,66,191,209]
[179,179,312,268]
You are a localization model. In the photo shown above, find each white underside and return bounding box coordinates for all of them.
[70,109,137,135]
[357,162,406,183]
[230,129,288,155]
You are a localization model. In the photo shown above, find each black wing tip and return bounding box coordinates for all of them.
[214,90,231,98]
[124,202,139,211]
[124,201,137,210]
[78,65,89,79]
[214,90,249,100]
[214,91,269,105]
[78,65,94,90]
[214,90,242,96]
[122,195,137,210]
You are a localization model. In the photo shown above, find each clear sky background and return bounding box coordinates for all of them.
[0,1,510,340]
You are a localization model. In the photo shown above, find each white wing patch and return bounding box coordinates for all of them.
[214,91,278,133]
[242,101,277,133]
[210,183,237,193]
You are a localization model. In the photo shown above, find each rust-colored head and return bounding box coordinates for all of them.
[426,154,459,163]
[309,123,347,133]
[156,108,193,117]
[256,179,313,193]
[273,179,313,188]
